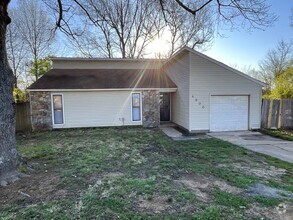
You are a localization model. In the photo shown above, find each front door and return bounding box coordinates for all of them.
[160,93,170,121]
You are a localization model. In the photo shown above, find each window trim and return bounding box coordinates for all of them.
[51,93,65,126]
[131,92,142,122]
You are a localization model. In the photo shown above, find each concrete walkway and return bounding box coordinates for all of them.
[208,131,293,163]
[160,124,209,140]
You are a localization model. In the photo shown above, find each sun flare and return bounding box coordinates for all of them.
[146,30,171,58]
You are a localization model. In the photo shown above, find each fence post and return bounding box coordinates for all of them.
[278,100,282,128]
[267,100,273,128]
[261,99,270,128]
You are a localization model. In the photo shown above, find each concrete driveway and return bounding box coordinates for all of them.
[208,131,293,163]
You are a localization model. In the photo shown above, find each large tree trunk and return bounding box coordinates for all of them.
[0,1,19,186]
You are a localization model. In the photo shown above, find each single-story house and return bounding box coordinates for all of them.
[27,46,265,132]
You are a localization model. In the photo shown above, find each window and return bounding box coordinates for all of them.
[132,93,141,121]
[52,95,64,124]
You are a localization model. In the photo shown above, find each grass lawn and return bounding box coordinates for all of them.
[261,129,293,141]
[1,127,293,219]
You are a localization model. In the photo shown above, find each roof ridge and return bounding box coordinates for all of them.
[51,57,166,61]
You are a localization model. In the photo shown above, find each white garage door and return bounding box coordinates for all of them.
[210,96,249,132]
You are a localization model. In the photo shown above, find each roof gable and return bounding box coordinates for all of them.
[166,46,266,87]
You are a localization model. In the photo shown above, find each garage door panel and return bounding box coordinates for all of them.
[210,96,248,132]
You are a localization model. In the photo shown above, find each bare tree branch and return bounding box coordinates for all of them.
[71,0,161,58]
[258,40,293,91]
[14,0,55,81]
[160,0,277,30]
[6,9,27,88]
[173,0,212,15]
[56,0,62,28]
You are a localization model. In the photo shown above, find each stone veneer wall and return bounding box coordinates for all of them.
[142,90,160,128]
[30,91,52,130]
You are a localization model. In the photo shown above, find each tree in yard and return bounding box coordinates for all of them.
[0,0,278,185]
[70,0,214,58]
[15,0,54,81]
[53,0,277,58]
[0,0,19,186]
[160,0,277,30]
[29,56,53,81]
[161,0,213,56]
[6,9,27,89]
[258,40,293,94]
[270,67,293,99]
[13,87,29,102]
[47,0,276,36]
[70,0,162,58]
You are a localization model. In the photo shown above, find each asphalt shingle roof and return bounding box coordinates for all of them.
[28,68,177,90]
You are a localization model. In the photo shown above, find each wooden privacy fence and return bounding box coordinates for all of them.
[16,102,31,132]
[261,99,293,129]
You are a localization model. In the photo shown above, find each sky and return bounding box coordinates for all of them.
[8,0,293,71]
[204,0,293,71]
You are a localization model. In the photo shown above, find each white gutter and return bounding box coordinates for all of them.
[27,88,177,92]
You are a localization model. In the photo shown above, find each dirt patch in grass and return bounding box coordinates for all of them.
[235,163,286,179]
[246,183,293,199]
[175,174,242,202]
[218,163,286,180]
[212,180,242,194]
[277,203,293,220]
[246,203,293,220]
[0,169,70,208]
[246,204,278,219]
[102,172,124,179]
[136,195,173,214]
[89,172,125,188]
[175,175,210,202]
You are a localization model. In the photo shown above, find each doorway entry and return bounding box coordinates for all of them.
[160,93,170,121]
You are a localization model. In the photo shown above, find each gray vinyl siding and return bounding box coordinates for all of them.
[165,52,190,130]
[189,53,262,131]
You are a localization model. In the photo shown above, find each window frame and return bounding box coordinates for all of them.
[51,93,65,126]
[131,92,142,122]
